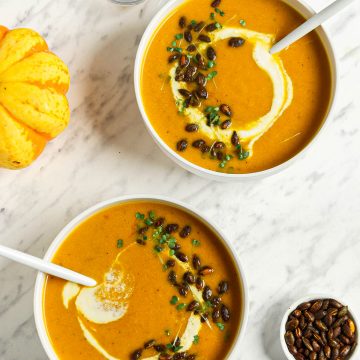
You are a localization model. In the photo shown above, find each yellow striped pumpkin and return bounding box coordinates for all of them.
[0,26,70,169]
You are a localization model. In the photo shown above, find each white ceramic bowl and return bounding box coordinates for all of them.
[134,0,339,181]
[34,195,249,360]
[280,294,359,360]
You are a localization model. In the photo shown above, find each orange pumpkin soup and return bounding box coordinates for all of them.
[43,201,243,360]
[140,0,332,174]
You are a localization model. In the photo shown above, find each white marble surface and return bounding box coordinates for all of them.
[0,0,360,359]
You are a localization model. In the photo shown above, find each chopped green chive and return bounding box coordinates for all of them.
[170,296,179,305]
[205,106,219,113]
[145,218,153,226]
[206,71,218,80]
[192,239,201,247]
[208,60,216,68]
[216,322,225,331]
[171,40,177,47]
[219,153,233,168]
[193,335,200,344]
[169,249,176,256]
[176,303,186,311]
[206,300,213,308]
[154,245,163,253]
[204,105,221,127]
[210,12,215,20]
[117,239,124,248]
[168,237,177,248]
[167,46,183,53]
[215,8,225,16]
[173,345,183,352]
[236,144,250,160]
[149,210,156,220]
[135,212,145,220]
[162,264,168,271]
[240,19,246,26]
[215,22,222,29]
[175,33,183,40]
[191,20,197,26]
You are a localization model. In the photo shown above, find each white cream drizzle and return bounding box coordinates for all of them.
[62,282,80,309]
[170,26,293,157]
[61,247,204,359]
[78,317,119,360]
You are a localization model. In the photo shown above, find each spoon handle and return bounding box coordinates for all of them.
[0,244,96,287]
[270,0,356,54]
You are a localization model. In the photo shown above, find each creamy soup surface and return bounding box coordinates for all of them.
[141,0,332,174]
[43,201,243,360]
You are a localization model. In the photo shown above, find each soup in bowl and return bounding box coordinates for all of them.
[134,0,337,180]
[34,196,248,360]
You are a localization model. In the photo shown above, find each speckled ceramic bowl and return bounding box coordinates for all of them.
[134,0,338,181]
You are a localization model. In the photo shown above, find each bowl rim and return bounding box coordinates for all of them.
[33,194,250,360]
[134,0,339,181]
[279,293,360,360]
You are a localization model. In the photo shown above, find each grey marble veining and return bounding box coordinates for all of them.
[0,0,360,359]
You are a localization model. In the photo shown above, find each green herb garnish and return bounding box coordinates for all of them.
[205,300,213,308]
[236,144,250,160]
[210,12,215,20]
[154,245,164,253]
[168,237,177,249]
[175,33,183,40]
[193,335,200,344]
[219,154,233,169]
[173,346,183,352]
[215,22,222,29]
[205,106,220,126]
[171,40,177,47]
[135,212,145,220]
[239,19,246,26]
[176,98,186,114]
[145,218,153,226]
[169,249,176,256]
[205,106,219,113]
[190,20,197,26]
[192,239,201,247]
[208,60,216,68]
[166,343,183,353]
[176,303,186,311]
[167,46,183,53]
[206,71,218,80]
[117,239,124,248]
[216,322,225,331]
[215,8,225,16]
[170,296,179,305]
